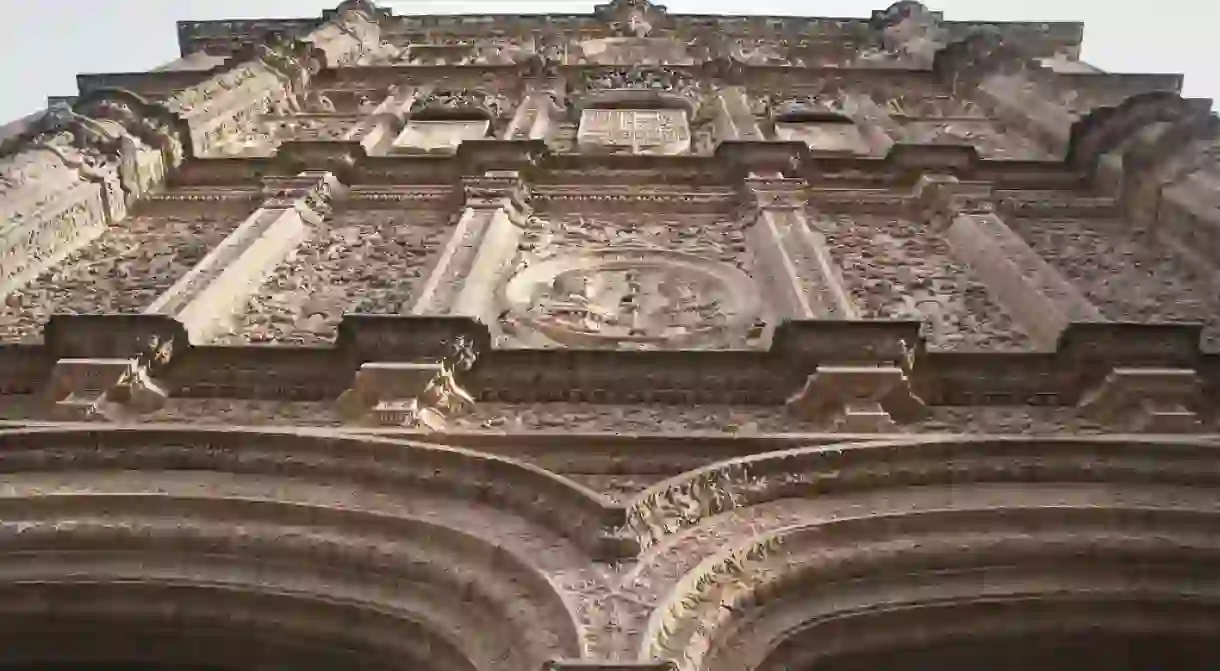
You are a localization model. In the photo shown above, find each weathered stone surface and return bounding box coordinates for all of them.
[217,210,450,345]
[822,214,1032,351]
[1012,217,1220,350]
[0,212,241,343]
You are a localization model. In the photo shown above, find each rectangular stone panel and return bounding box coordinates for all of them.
[216,209,451,346]
[0,210,244,344]
[392,120,490,154]
[578,109,690,155]
[946,212,1103,349]
[775,121,869,154]
[822,214,1033,352]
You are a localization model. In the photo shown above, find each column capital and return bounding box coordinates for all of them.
[261,170,344,221]
[462,171,531,215]
[741,176,809,213]
[912,173,995,229]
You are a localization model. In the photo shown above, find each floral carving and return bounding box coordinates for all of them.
[1012,217,1220,350]
[578,67,702,111]
[1,213,241,343]
[217,210,450,346]
[821,214,1032,351]
[411,88,511,121]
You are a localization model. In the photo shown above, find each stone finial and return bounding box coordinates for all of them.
[786,364,925,432]
[1078,367,1203,433]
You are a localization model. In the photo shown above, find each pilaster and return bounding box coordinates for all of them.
[143,172,342,344]
[714,86,765,141]
[410,173,530,319]
[742,176,859,320]
[915,175,1104,350]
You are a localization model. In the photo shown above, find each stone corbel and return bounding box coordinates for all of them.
[41,317,185,422]
[912,173,995,230]
[1078,367,1203,433]
[337,336,479,429]
[786,364,925,432]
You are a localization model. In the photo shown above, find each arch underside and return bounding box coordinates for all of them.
[4,429,1220,670]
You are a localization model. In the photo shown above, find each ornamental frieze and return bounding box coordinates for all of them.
[574,67,702,113]
[409,87,512,121]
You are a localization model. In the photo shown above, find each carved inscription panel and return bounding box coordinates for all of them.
[577,109,691,155]
[392,120,490,154]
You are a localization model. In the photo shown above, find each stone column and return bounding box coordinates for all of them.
[411,173,529,320]
[915,175,1104,349]
[144,172,341,344]
[742,176,859,320]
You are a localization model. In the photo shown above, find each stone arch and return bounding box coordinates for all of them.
[0,426,596,669]
[642,505,1220,671]
[1066,90,1214,170]
[625,436,1220,551]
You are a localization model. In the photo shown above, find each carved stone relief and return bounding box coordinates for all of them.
[497,213,764,350]
[877,90,1050,159]
[0,212,241,343]
[574,37,694,65]
[577,109,691,155]
[577,67,702,112]
[451,402,1110,435]
[821,213,1032,351]
[217,210,451,346]
[1011,217,1220,351]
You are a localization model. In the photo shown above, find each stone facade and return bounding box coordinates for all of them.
[1,1,1219,669]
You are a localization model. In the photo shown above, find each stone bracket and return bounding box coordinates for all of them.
[338,361,475,430]
[1078,367,1203,433]
[44,357,169,422]
[786,364,925,432]
[913,173,996,230]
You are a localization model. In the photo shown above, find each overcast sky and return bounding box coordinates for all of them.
[0,0,1213,123]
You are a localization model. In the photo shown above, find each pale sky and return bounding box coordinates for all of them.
[0,0,1214,123]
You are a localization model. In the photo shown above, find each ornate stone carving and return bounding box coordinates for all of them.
[338,335,478,429]
[497,213,762,349]
[576,67,702,113]
[786,364,925,431]
[410,88,511,121]
[1,212,239,343]
[220,210,448,345]
[577,109,691,155]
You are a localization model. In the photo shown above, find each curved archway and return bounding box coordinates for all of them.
[644,504,1220,671]
[634,437,1220,671]
[0,427,589,670]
